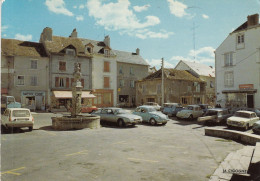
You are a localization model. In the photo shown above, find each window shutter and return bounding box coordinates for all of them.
[81,79,84,88]
[55,77,59,87]
[104,77,109,88]
[66,78,69,88]
[71,78,74,87]
[104,61,110,72]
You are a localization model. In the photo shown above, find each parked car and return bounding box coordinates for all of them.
[252,120,260,134]
[198,104,212,114]
[91,107,142,127]
[1,108,34,131]
[197,108,233,124]
[227,110,259,130]
[245,108,260,117]
[143,102,161,111]
[162,103,183,117]
[176,105,204,120]
[81,106,98,113]
[133,106,169,126]
[1,95,21,112]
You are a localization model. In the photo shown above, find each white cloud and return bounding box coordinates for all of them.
[76,15,84,21]
[170,46,215,66]
[134,29,174,39]
[3,34,7,37]
[1,25,8,32]
[73,5,77,9]
[15,33,33,41]
[79,4,85,9]
[86,0,172,39]
[202,14,209,19]
[146,58,176,69]
[167,0,188,17]
[45,0,73,16]
[133,4,150,12]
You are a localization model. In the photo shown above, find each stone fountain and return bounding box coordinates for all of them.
[52,63,100,130]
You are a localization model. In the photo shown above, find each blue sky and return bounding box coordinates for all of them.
[1,0,260,69]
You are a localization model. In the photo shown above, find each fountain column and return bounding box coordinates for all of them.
[71,63,82,117]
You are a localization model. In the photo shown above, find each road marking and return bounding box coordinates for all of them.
[128,157,159,163]
[66,150,88,156]
[1,167,26,176]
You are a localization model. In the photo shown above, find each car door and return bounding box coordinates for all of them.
[251,113,259,126]
[106,109,115,122]
[139,108,149,122]
[100,109,108,121]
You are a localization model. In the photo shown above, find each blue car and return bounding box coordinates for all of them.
[133,106,169,126]
[162,103,183,117]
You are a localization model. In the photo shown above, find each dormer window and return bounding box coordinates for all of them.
[66,49,75,56]
[86,47,92,53]
[104,49,110,57]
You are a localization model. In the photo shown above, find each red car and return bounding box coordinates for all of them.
[81,106,98,113]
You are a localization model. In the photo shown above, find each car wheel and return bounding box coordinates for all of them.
[188,114,193,121]
[29,127,33,131]
[117,119,125,128]
[162,122,167,125]
[150,118,157,126]
[227,125,232,129]
[244,124,249,131]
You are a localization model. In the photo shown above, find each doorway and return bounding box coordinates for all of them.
[247,94,254,108]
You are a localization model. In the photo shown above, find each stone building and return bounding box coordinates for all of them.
[81,36,117,107]
[1,39,49,110]
[175,60,215,106]
[114,49,149,107]
[39,28,94,110]
[215,14,260,109]
[136,69,206,106]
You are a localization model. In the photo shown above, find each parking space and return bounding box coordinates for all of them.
[1,112,244,181]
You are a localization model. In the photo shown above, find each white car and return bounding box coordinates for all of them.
[176,105,204,120]
[227,110,259,130]
[1,108,34,131]
[143,102,161,111]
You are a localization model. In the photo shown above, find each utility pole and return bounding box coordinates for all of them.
[161,58,164,105]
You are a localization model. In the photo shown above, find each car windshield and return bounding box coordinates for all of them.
[186,106,193,110]
[205,110,218,116]
[164,104,172,108]
[147,108,156,112]
[8,97,15,103]
[114,109,128,114]
[12,110,30,117]
[235,112,251,118]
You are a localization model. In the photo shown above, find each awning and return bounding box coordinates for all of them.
[222,89,257,94]
[53,91,96,99]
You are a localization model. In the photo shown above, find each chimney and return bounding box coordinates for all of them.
[70,28,78,38]
[136,48,140,55]
[39,27,52,43]
[247,14,259,27]
[104,35,110,47]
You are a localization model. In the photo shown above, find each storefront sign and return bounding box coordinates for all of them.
[21,91,45,96]
[239,84,254,90]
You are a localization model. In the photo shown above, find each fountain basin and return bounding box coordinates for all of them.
[52,115,100,130]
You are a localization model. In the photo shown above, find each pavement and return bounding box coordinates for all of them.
[1,112,244,181]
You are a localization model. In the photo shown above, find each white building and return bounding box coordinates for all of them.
[215,14,260,109]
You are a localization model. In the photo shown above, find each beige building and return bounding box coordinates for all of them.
[175,60,215,106]
[1,39,49,110]
[39,28,94,110]
[115,49,149,107]
[136,69,206,106]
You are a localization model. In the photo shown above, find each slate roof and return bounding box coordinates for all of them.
[113,50,149,66]
[44,36,91,57]
[177,60,215,77]
[141,68,204,82]
[1,39,48,57]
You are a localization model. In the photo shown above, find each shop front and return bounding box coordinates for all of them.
[21,91,46,111]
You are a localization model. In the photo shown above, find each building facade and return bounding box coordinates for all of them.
[115,49,149,107]
[1,39,49,110]
[215,14,260,109]
[39,28,93,110]
[136,69,206,106]
[175,60,215,106]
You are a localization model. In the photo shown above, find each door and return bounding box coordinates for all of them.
[36,96,42,110]
[247,95,254,108]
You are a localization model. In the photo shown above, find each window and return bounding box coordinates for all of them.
[119,79,124,87]
[31,60,37,69]
[104,49,110,57]
[59,78,65,87]
[182,97,188,104]
[224,71,234,87]
[78,63,81,72]
[224,52,233,66]
[104,77,110,88]
[66,49,75,56]
[17,76,24,85]
[59,61,66,71]
[130,80,135,88]
[104,61,110,72]
[187,86,191,92]
[195,83,200,92]
[237,34,244,44]
[157,84,161,94]
[210,81,214,88]
[119,66,123,74]
[130,67,134,75]
[86,46,92,53]
[30,76,37,86]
